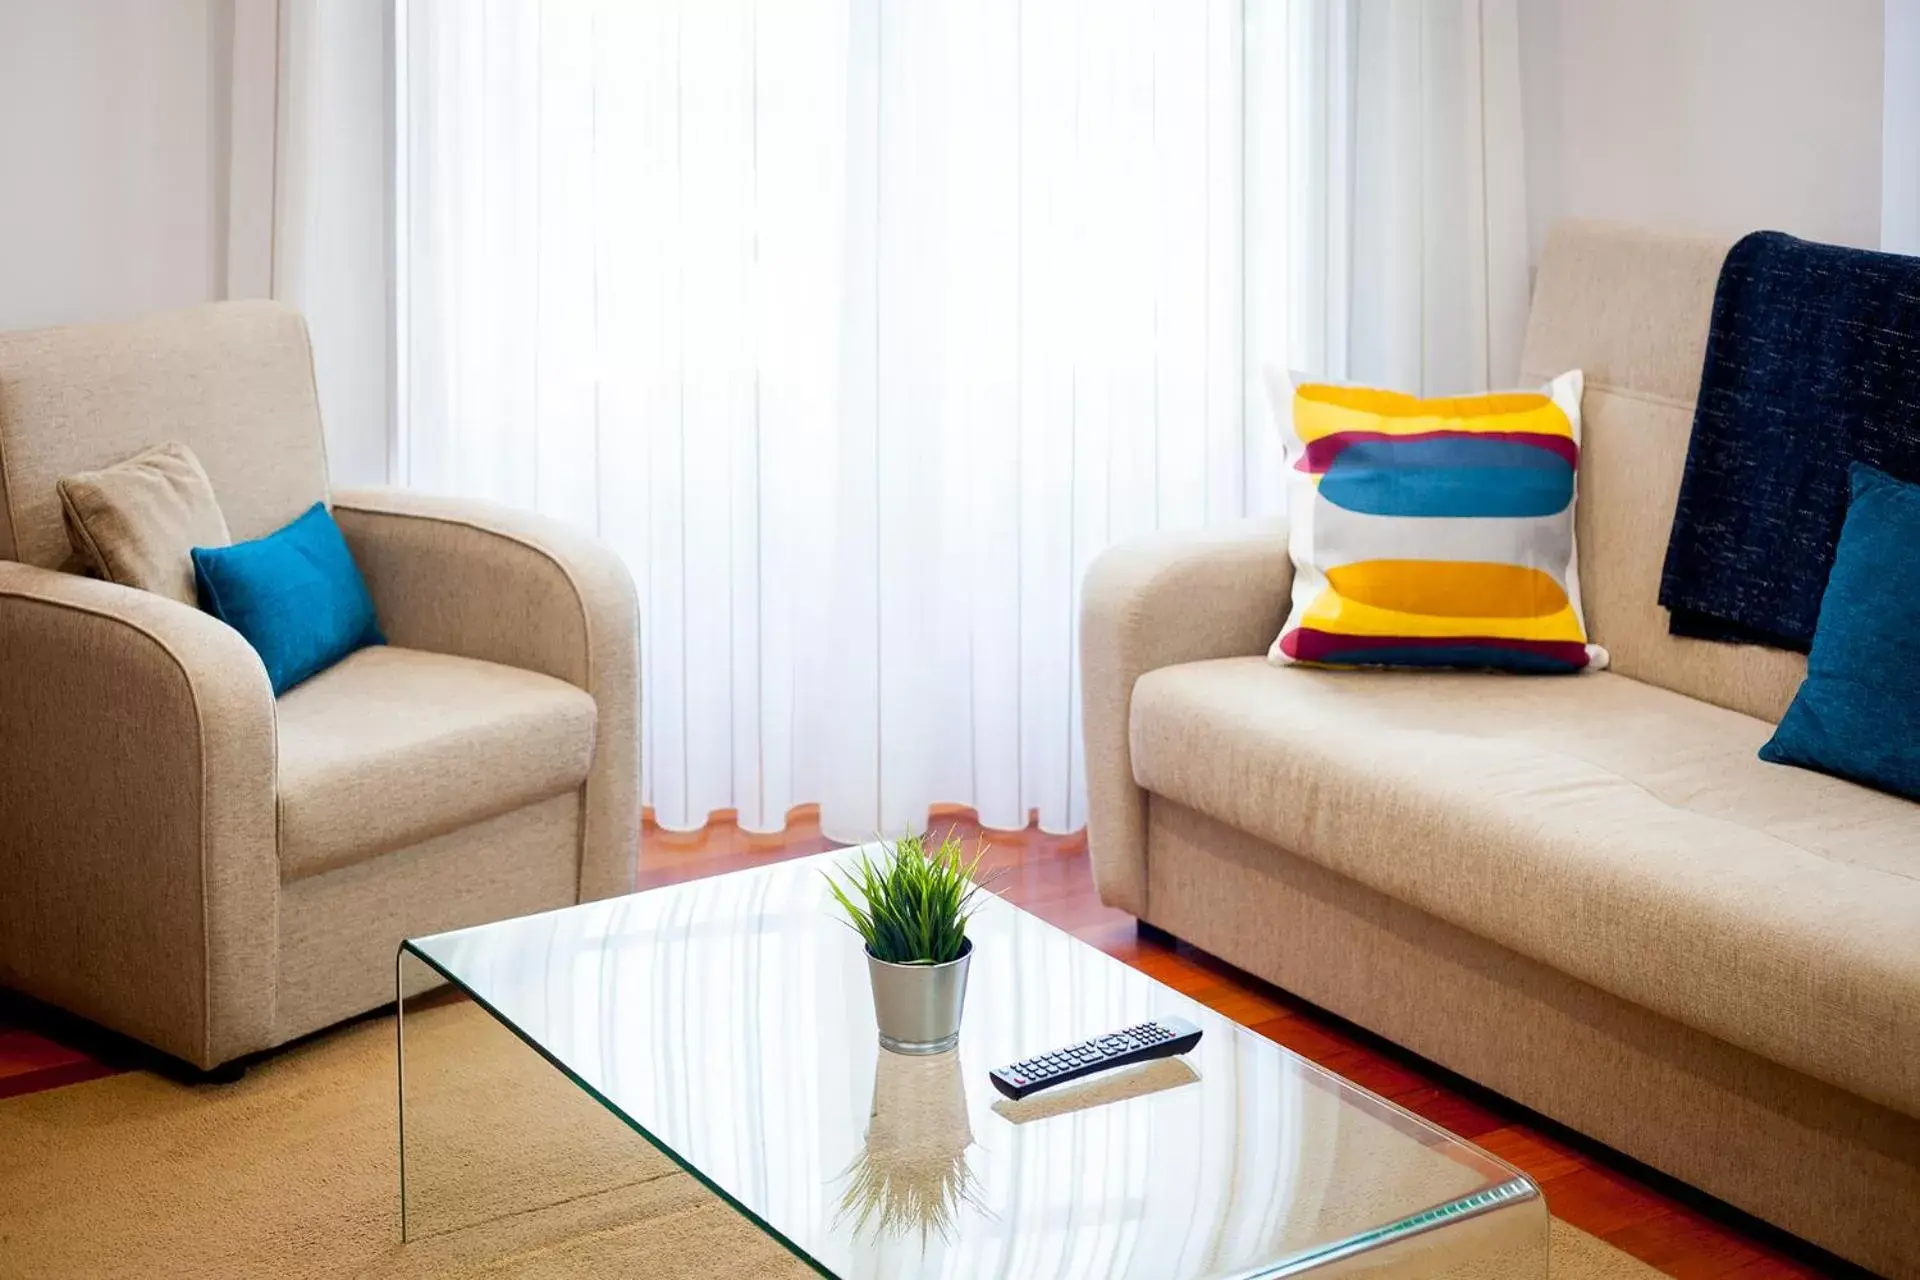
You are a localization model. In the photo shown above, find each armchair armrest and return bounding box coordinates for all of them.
[331,487,640,901]
[1079,520,1293,915]
[0,562,278,1069]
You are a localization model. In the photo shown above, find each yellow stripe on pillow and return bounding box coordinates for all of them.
[1326,561,1571,620]
[1293,385,1573,446]
[1297,581,1588,645]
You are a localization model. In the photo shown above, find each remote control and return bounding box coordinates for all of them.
[989,1016,1203,1100]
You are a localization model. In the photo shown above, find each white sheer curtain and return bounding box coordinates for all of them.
[394,0,1526,843]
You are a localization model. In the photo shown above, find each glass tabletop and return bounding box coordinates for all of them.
[399,849,1544,1278]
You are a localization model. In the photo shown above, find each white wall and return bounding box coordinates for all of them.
[1521,0,1888,261]
[0,0,391,487]
[1886,0,1920,253]
[0,1,228,331]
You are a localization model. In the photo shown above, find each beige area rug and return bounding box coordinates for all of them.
[0,1003,1661,1278]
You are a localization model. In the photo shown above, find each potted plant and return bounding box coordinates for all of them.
[826,830,994,1055]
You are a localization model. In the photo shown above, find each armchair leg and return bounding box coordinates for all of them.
[1136,919,1179,947]
[184,1059,248,1086]
[143,1051,248,1086]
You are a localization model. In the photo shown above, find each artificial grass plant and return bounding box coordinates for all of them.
[825,829,995,965]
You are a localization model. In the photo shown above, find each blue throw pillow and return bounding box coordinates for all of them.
[192,502,385,695]
[1759,463,1920,799]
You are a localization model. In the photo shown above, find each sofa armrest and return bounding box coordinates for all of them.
[0,563,278,1068]
[331,487,640,901]
[1079,520,1293,915]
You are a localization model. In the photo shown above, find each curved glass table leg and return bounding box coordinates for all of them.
[396,945,414,1242]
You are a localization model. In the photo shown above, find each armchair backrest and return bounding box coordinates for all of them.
[0,301,330,570]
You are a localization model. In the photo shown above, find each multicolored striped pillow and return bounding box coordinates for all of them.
[1269,370,1607,674]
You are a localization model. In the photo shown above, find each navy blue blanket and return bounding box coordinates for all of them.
[1660,232,1920,650]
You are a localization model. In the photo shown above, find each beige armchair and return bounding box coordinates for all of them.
[0,302,639,1072]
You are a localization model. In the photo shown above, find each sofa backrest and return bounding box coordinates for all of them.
[0,301,330,571]
[1520,221,1807,724]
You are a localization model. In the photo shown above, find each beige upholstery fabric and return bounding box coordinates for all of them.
[1520,222,1807,723]
[277,795,581,1042]
[0,561,278,1068]
[333,487,641,903]
[1520,222,1724,406]
[1130,658,1920,1118]
[1144,802,1920,1280]
[0,301,328,567]
[0,304,642,1070]
[1563,385,1807,722]
[57,442,232,604]
[1079,222,1920,1277]
[276,647,596,882]
[1078,519,1293,915]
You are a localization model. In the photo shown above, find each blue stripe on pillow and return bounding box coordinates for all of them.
[1318,437,1574,518]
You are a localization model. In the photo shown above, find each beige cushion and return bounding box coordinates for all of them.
[0,301,329,569]
[1558,384,1807,723]
[56,442,231,605]
[1518,222,1809,724]
[276,646,597,881]
[1128,658,1920,1118]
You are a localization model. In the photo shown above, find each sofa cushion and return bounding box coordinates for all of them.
[1761,463,1920,801]
[1519,224,1813,726]
[1128,658,1920,1118]
[276,646,596,881]
[0,302,329,570]
[194,503,385,695]
[1268,370,1604,674]
[57,442,231,604]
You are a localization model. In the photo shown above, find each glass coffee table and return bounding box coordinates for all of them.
[397,849,1546,1277]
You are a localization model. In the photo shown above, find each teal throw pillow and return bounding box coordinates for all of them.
[192,502,385,695]
[1759,463,1920,799]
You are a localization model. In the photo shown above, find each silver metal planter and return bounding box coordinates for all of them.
[866,939,973,1055]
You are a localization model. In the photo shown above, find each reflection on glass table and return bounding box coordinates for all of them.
[398,850,1547,1278]
[834,1049,988,1247]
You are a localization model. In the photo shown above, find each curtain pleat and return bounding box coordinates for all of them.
[394,0,1527,844]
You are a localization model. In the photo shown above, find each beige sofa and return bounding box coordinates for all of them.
[0,302,639,1073]
[1082,223,1920,1278]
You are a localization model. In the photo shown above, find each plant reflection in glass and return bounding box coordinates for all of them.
[834,1047,990,1246]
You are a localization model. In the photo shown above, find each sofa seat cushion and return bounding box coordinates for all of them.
[276,646,596,881]
[1129,658,1920,1118]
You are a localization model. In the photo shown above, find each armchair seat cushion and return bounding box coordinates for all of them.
[276,646,597,881]
[1128,658,1920,1118]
